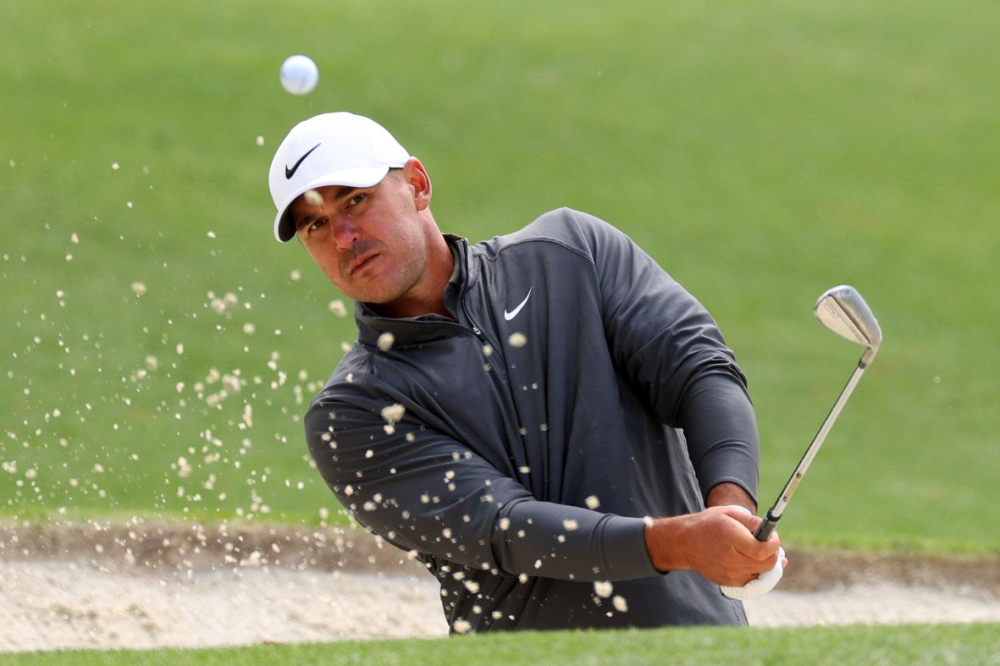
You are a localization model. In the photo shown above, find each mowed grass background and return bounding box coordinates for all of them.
[3,1,1000,663]
[2,0,999,554]
[3,625,1000,666]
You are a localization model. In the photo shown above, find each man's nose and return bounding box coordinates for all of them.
[332,217,362,250]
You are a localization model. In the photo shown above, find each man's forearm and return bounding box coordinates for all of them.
[493,497,659,582]
[679,373,761,504]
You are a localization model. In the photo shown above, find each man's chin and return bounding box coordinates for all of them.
[334,277,393,305]
[346,287,405,310]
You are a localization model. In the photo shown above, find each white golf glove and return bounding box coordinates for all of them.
[719,505,785,601]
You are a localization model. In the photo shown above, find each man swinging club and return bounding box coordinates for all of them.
[267,112,784,633]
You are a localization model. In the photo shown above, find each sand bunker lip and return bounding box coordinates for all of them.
[0,520,411,576]
[3,520,998,593]
[2,521,999,653]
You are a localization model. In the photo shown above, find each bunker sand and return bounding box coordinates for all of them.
[2,522,998,653]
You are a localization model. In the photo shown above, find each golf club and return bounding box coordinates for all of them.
[754,285,883,542]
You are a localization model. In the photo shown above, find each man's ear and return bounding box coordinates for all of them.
[402,158,432,211]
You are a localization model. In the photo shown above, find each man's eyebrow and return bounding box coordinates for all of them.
[293,185,365,231]
[329,184,361,202]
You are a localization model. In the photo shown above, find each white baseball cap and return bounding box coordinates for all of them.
[268,112,411,242]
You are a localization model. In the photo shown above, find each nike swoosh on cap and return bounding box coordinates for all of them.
[285,143,321,179]
[503,287,532,321]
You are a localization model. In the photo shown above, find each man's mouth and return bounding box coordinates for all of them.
[348,252,380,276]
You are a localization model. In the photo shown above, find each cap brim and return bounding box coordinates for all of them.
[273,165,392,242]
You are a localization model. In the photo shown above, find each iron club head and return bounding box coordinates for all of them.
[814,285,882,366]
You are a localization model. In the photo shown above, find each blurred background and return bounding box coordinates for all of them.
[1,0,997,553]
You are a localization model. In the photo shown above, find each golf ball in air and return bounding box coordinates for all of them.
[280,55,319,95]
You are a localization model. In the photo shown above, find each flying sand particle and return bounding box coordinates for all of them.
[381,403,405,425]
[377,332,395,351]
[328,300,348,317]
[594,581,613,598]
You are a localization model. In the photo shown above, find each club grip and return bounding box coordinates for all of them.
[754,513,779,542]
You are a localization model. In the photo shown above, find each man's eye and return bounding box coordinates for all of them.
[309,218,327,232]
[349,193,367,206]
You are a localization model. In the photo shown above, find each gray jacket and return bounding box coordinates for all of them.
[305,208,759,631]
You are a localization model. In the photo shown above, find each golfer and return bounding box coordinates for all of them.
[267,112,783,632]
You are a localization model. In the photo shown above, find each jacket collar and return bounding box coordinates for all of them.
[354,234,472,347]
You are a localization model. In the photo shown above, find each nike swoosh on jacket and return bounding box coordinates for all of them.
[503,287,532,321]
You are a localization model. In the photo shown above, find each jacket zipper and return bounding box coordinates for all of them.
[462,305,504,364]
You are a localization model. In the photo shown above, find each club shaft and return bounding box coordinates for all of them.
[754,359,869,541]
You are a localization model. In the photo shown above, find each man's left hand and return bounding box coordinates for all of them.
[719,504,786,600]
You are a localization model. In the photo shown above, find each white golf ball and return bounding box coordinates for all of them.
[280,55,319,95]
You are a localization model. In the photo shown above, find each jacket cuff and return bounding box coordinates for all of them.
[601,515,660,580]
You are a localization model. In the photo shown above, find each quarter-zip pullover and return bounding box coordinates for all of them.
[305,208,759,631]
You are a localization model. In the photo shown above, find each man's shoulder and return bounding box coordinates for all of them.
[512,207,617,244]
[307,343,374,405]
[475,207,618,259]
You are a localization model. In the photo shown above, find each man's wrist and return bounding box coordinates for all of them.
[706,482,756,513]
[644,516,688,573]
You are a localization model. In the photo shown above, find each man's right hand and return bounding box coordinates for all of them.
[643,506,782,587]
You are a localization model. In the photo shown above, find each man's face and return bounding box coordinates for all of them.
[290,161,433,307]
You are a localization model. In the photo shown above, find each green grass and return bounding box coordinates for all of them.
[4,624,1000,666]
[2,0,999,553]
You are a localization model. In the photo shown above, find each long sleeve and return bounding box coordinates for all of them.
[576,210,760,502]
[677,374,760,504]
[304,387,659,582]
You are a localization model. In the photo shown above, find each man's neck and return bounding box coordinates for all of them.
[367,234,456,320]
